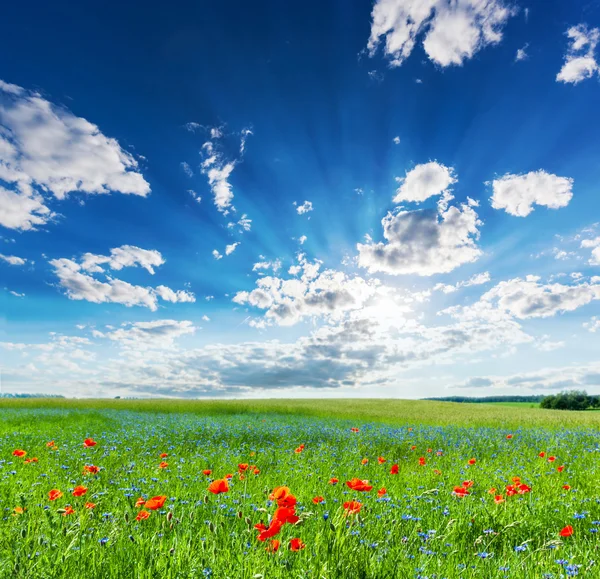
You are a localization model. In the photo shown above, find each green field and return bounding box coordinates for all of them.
[1,399,598,578]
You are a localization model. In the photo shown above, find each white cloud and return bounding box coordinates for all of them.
[225,242,240,256]
[581,236,600,265]
[556,24,599,84]
[233,254,384,326]
[180,162,194,177]
[188,189,201,203]
[295,200,313,215]
[0,253,27,266]
[443,276,600,321]
[357,199,482,276]
[490,170,574,217]
[515,43,528,61]
[434,271,491,294]
[253,259,282,273]
[0,80,150,231]
[49,249,194,311]
[367,0,514,68]
[228,214,252,233]
[80,245,164,274]
[7,289,25,297]
[393,161,456,203]
[584,317,600,333]
[298,235,307,245]
[102,320,196,350]
[212,249,223,260]
[393,136,401,144]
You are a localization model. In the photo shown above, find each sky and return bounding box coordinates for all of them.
[1,0,600,399]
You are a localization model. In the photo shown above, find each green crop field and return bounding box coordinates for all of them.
[1,399,598,578]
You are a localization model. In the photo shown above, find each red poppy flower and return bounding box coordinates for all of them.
[135,497,146,507]
[494,495,505,504]
[83,438,97,447]
[433,469,442,476]
[557,465,565,473]
[13,507,25,515]
[559,525,573,537]
[158,461,168,469]
[410,445,416,451]
[538,452,546,458]
[238,463,249,472]
[329,477,339,485]
[48,489,63,501]
[256,518,284,541]
[84,502,96,509]
[378,456,386,464]
[24,457,38,464]
[289,538,306,551]
[506,485,517,496]
[361,458,369,465]
[269,486,297,507]
[390,464,399,475]
[159,453,168,458]
[343,500,362,514]
[136,510,150,521]
[294,446,304,454]
[453,486,469,497]
[274,506,299,525]
[144,495,167,510]
[468,458,476,465]
[350,427,359,433]
[462,480,474,488]
[208,479,229,494]
[418,457,426,466]
[427,448,432,453]
[346,478,373,492]
[62,506,75,516]
[266,539,280,552]
[83,465,99,475]
[563,485,571,490]
[202,469,212,476]
[72,485,88,497]
[506,434,513,439]
[225,473,233,479]
[517,483,531,494]
[312,496,324,504]
[253,467,260,475]
[12,449,26,458]
[46,441,55,447]
[548,456,556,462]
[377,488,387,498]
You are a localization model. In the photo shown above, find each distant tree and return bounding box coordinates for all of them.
[540,390,598,411]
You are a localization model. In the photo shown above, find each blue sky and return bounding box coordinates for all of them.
[1,0,600,398]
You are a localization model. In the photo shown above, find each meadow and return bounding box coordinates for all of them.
[1,399,599,578]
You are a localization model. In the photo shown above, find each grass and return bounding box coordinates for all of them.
[2,397,600,429]
[0,399,598,578]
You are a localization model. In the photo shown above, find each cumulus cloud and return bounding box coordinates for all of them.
[0,79,150,231]
[295,200,313,215]
[101,320,196,350]
[443,276,600,321]
[584,317,600,333]
[490,170,574,217]
[80,245,164,274]
[225,242,240,256]
[233,254,384,326]
[357,199,482,276]
[212,249,223,260]
[581,236,600,265]
[199,128,252,214]
[367,0,515,68]
[252,258,282,273]
[0,253,27,266]
[393,162,456,204]
[49,249,194,311]
[556,24,599,84]
[228,214,251,233]
[434,271,490,294]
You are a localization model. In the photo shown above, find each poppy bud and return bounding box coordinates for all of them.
[209,522,215,533]
[245,517,252,526]
[167,511,173,522]
[169,523,173,531]
[169,548,175,555]
[124,512,129,523]
[203,495,209,504]
[21,529,27,539]
[237,511,243,519]
[329,522,336,532]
